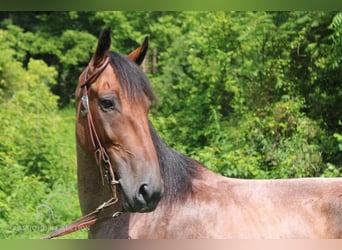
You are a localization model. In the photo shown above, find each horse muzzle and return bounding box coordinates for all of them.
[118,177,164,212]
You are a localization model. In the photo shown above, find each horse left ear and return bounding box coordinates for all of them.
[128,37,148,65]
[93,27,111,67]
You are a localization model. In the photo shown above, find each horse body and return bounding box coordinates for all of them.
[85,155,342,239]
[75,28,342,239]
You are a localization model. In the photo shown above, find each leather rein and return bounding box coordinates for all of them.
[43,57,123,239]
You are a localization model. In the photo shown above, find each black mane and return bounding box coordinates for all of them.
[108,51,200,203]
[109,51,155,103]
[149,123,200,203]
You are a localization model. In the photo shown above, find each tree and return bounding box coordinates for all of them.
[149,11,342,177]
[0,27,81,239]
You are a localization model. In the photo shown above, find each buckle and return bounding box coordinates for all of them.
[81,94,89,117]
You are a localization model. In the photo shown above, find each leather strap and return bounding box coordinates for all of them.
[80,57,110,89]
[43,56,123,239]
[42,198,123,239]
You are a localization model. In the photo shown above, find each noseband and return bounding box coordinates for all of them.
[43,57,123,239]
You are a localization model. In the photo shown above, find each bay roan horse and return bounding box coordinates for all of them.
[75,28,342,239]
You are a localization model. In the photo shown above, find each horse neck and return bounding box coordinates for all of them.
[149,123,202,205]
[76,142,113,215]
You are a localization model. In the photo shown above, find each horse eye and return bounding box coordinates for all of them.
[100,99,115,111]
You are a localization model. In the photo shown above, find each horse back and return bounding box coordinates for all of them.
[208,175,342,238]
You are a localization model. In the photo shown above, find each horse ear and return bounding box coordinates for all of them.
[93,27,111,67]
[128,37,148,65]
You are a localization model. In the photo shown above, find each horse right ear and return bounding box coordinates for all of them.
[128,37,148,65]
[92,27,111,67]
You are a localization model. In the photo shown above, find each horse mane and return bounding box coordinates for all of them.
[108,51,200,204]
[149,123,200,204]
[108,51,155,103]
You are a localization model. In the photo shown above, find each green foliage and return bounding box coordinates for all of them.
[0,59,60,181]
[0,35,83,238]
[188,97,337,179]
[0,102,83,238]
[334,132,342,152]
[0,29,25,99]
[0,19,97,106]
[150,11,341,178]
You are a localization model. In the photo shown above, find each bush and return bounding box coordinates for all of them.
[185,96,340,179]
[0,36,83,238]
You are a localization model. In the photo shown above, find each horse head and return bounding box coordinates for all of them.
[76,28,163,213]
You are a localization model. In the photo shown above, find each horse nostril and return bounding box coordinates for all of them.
[138,184,150,202]
[135,183,163,211]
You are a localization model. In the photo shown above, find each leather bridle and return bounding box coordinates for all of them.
[43,57,124,239]
[79,57,119,198]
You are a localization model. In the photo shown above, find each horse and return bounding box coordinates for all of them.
[74,27,342,239]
